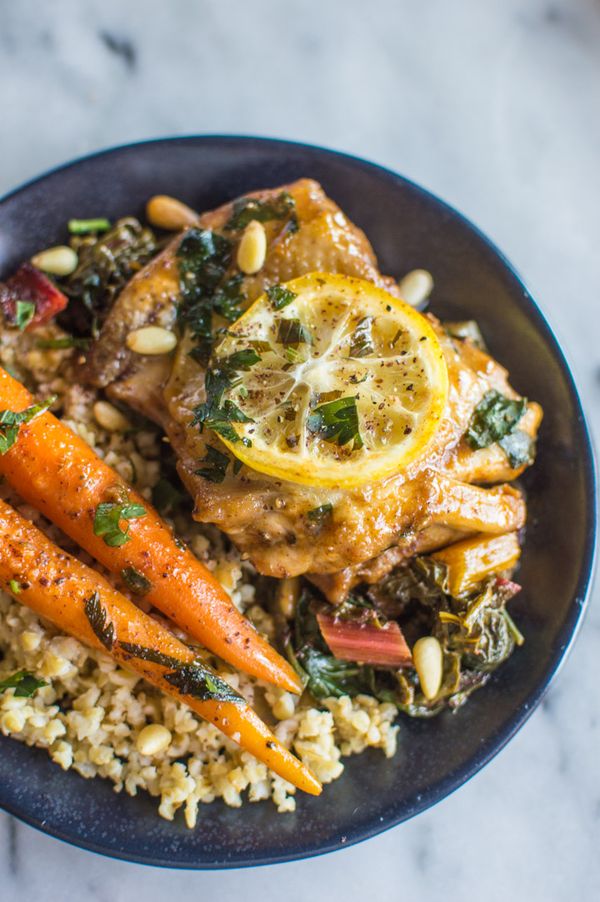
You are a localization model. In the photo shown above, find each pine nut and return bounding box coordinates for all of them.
[272,692,296,720]
[398,269,434,308]
[31,245,78,276]
[136,723,172,756]
[93,400,130,433]
[413,636,443,700]
[126,326,177,355]
[146,195,198,231]
[237,220,267,274]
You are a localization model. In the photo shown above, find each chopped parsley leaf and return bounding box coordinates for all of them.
[176,228,239,365]
[201,400,254,445]
[466,391,527,450]
[307,503,333,527]
[307,396,363,450]
[498,429,535,469]
[0,396,56,455]
[121,567,152,596]
[195,444,231,483]
[224,192,298,232]
[276,318,312,346]
[15,300,35,331]
[267,284,297,310]
[93,498,146,547]
[191,349,259,444]
[0,670,47,698]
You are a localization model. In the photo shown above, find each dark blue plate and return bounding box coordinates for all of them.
[0,137,595,867]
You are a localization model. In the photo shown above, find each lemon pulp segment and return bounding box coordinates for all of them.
[207,272,448,488]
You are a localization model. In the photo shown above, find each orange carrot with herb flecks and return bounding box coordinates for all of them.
[0,366,302,694]
[0,496,320,795]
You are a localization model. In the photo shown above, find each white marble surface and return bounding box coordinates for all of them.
[1,0,599,898]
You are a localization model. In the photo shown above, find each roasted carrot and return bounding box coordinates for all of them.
[0,366,301,693]
[0,497,320,796]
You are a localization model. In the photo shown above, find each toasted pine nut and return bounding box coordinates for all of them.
[277,577,301,619]
[126,326,177,355]
[413,636,443,700]
[136,723,172,756]
[93,400,130,433]
[31,245,78,276]
[272,692,297,721]
[146,195,198,231]
[398,269,434,308]
[237,220,267,275]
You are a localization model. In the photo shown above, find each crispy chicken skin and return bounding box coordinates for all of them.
[85,179,541,602]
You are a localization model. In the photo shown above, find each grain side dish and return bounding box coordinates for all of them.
[0,180,542,825]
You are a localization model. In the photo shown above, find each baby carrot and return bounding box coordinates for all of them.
[0,366,301,693]
[0,497,321,796]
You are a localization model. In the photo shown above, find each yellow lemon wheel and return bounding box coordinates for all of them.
[205,272,448,488]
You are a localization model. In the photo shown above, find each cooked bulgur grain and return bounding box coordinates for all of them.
[0,331,398,824]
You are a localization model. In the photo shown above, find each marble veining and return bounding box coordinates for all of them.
[0,0,599,899]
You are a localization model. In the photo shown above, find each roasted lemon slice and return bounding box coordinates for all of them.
[203,272,448,488]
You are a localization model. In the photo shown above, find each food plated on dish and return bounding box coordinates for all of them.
[0,173,544,827]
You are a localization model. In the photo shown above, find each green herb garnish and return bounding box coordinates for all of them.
[119,643,183,669]
[201,401,254,445]
[224,192,298,232]
[36,336,91,351]
[93,498,146,547]
[348,317,375,358]
[177,229,240,365]
[8,579,21,595]
[284,346,308,365]
[62,217,158,338]
[163,663,243,704]
[307,503,333,527]
[465,391,527,450]
[0,670,47,698]
[0,396,56,455]
[84,592,115,650]
[497,429,535,468]
[307,396,363,449]
[267,284,297,310]
[68,218,111,234]
[191,349,259,443]
[225,348,262,370]
[195,444,231,484]
[15,300,35,331]
[276,318,312,346]
[121,567,152,596]
[120,643,243,704]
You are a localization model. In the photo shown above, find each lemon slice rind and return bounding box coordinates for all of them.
[208,272,448,489]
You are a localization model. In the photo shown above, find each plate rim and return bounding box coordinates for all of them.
[0,134,596,869]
